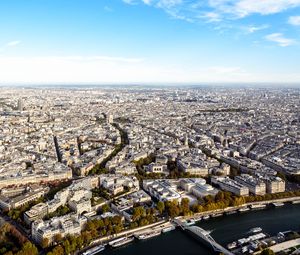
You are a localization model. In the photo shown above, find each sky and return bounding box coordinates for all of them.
[0,0,300,84]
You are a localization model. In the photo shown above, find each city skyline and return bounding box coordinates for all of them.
[1,0,300,84]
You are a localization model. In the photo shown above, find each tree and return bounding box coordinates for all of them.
[165,200,180,218]
[3,252,13,255]
[132,206,145,222]
[181,198,191,216]
[101,204,110,213]
[157,201,165,215]
[41,237,50,248]
[260,248,275,255]
[16,242,38,255]
[54,233,63,244]
[47,245,64,255]
[63,240,71,255]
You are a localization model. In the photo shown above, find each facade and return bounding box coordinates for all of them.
[0,167,72,189]
[235,174,266,195]
[177,159,208,176]
[32,214,87,245]
[145,162,167,174]
[0,186,49,211]
[211,177,249,196]
[143,179,181,201]
[264,177,285,194]
[179,178,218,198]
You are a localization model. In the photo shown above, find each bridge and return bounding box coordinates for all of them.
[174,219,234,255]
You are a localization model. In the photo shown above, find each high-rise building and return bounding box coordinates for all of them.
[17,98,24,111]
[107,113,114,124]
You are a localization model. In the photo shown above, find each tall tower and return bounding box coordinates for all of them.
[17,98,24,111]
[107,113,114,124]
[184,135,189,146]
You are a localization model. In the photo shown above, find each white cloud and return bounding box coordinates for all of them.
[235,0,300,17]
[209,0,300,18]
[200,12,222,22]
[6,40,21,47]
[265,33,295,47]
[122,0,136,4]
[142,0,152,4]
[244,24,269,33]
[288,15,300,25]
[122,0,300,23]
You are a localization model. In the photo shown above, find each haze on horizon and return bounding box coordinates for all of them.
[1,0,300,84]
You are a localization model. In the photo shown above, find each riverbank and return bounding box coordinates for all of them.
[181,196,300,221]
[77,220,169,255]
[77,196,300,255]
[100,204,300,255]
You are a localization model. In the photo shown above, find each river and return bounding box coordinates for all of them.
[100,204,300,255]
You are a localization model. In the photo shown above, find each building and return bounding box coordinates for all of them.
[111,190,151,221]
[107,114,114,124]
[211,176,249,196]
[32,214,87,245]
[180,178,219,198]
[145,162,167,174]
[143,179,181,201]
[0,186,49,211]
[24,203,49,225]
[17,98,24,111]
[264,176,285,194]
[177,159,208,176]
[235,174,266,195]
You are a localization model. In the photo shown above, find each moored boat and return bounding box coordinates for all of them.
[185,219,196,226]
[239,207,250,213]
[226,210,237,215]
[109,237,134,248]
[249,227,263,234]
[250,204,266,210]
[202,215,210,220]
[272,202,284,207]
[135,230,161,240]
[162,225,176,233]
[211,213,223,218]
[227,242,237,250]
[291,200,300,204]
[82,245,105,255]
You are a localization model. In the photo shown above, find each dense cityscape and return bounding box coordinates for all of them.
[0,86,299,255]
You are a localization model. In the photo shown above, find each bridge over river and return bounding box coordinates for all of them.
[174,219,234,255]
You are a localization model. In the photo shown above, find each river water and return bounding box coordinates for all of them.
[100,204,300,255]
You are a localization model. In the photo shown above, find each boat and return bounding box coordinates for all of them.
[250,204,266,210]
[249,227,262,234]
[82,245,105,255]
[162,225,176,233]
[272,202,284,207]
[202,215,210,220]
[291,200,300,204]
[211,213,223,218]
[135,230,161,240]
[109,237,134,248]
[185,219,196,226]
[227,242,237,250]
[239,207,250,213]
[226,210,237,215]
[194,216,202,222]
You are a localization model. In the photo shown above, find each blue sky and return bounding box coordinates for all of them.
[0,0,300,84]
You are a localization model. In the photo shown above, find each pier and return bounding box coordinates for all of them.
[174,219,234,255]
